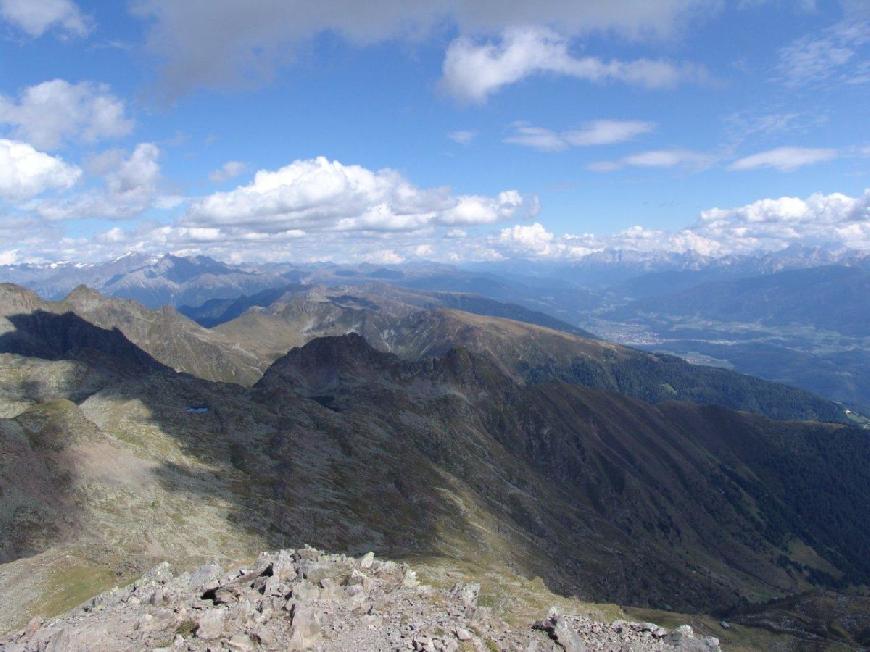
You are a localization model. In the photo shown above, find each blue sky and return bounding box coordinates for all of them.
[0,0,867,264]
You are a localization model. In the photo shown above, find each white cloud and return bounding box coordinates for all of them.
[106,143,161,199]
[590,148,713,171]
[0,139,80,200]
[505,119,654,151]
[494,190,870,260]
[364,249,404,264]
[441,27,707,103]
[31,143,164,220]
[448,130,476,145]
[498,222,554,254]
[131,0,715,96]
[729,146,837,171]
[184,156,538,234]
[565,120,656,146]
[209,160,246,182]
[0,0,88,37]
[777,18,870,87]
[497,222,598,259]
[0,80,133,150]
[439,191,536,226]
[694,190,870,253]
[11,188,870,265]
[624,149,711,167]
[504,126,565,152]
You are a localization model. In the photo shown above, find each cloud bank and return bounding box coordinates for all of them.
[8,182,869,266]
[496,190,870,260]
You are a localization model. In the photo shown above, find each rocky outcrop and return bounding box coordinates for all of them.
[1,548,721,652]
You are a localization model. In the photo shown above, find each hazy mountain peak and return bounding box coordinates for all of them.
[63,284,105,307]
[0,283,46,318]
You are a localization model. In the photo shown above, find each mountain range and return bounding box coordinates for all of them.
[0,254,291,308]
[1,279,869,649]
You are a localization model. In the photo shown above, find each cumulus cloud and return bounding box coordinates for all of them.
[492,190,870,260]
[496,222,598,259]
[12,188,870,265]
[729,146,838,171]
[29,156,536,264]
[0,139,80,200]
[130,0,714,96]
[498,223,555,255]
[184,156,538,235]
[0,80,133,150]
[31,143,164,220]
[209,160,246,182]
[441,27,707,103]
[693,190,870,253]
[505,119,654,151]
[0,0,88,37]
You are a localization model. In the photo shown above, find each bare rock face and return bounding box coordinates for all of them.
[0,548,722,652]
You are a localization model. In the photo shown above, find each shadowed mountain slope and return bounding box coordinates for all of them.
[0,283,848,425]
[0,284,263,385]
[215,285,847,423]
[259,334,870,602]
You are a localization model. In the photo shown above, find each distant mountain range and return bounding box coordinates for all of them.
[3,251,870,418]
[0,253,291,308]
[4,245,866,310]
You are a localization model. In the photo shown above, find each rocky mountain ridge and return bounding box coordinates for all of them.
[1,281,847,424]
[0,283,264,385]
[213,284,848,423]
[0,547,722,652]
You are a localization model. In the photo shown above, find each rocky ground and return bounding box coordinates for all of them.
[0,548,721,652]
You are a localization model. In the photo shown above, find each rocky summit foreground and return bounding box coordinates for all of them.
[1,547,720,652]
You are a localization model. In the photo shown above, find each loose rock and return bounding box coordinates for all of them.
[0,548,722,652]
